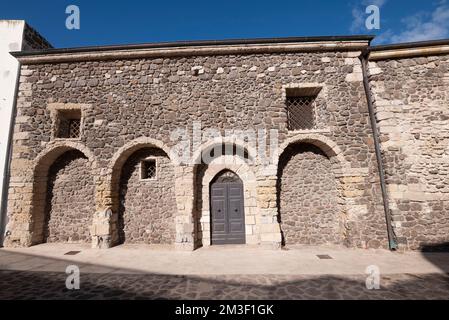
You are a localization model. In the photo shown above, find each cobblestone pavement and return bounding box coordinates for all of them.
[2,244,449,299]
[1,271,448,300]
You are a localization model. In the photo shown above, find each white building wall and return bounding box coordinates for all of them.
[0,20,26,245]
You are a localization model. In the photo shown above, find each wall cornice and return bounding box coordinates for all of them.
[13,41,370,64]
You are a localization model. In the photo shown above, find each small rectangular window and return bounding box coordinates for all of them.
[286,96,316,130]
[141,159,156,180]
[285,87,321,131]
[56,109,81,138]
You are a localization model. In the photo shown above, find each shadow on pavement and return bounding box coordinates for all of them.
[1,248,449,300]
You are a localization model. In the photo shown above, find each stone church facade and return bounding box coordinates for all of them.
[3,36,449,251]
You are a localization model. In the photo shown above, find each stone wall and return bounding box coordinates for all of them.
[45,150,94,243]
[12,52,377,165]
[5,46,388,249]
[119,148,176,244]
[22,23,52,51]
[368,54,449,250]
[278,144,341,245]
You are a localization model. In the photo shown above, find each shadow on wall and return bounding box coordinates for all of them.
[0,247,449,300]
[194,163,207,249]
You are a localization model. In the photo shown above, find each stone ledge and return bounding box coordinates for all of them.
[15,42,368,64]
[369,45,449,61]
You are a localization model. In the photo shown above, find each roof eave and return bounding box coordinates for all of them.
[10,35,374,64]
[364,38,449,60]
[11,35,374,58]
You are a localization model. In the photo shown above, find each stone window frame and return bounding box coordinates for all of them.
[48,103,90,141]
[282,83,330,134]
[139,157,158,181]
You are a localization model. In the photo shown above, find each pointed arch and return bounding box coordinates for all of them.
[211,169,242,184]
[195,156,258,247]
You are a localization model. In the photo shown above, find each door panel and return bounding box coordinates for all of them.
[211,187,225,197]
[230,221,244,233]
[228,185,242,197]
[212,199,226,220]
[210,182,245,245]
[213,223,226,233]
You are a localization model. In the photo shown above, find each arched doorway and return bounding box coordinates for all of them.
[278,143,341,246]
[118,147,176,244]
[44,150,95,243]
[210,170,245,245]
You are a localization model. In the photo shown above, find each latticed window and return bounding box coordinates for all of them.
[68,119,81,138]
[141,159,156,180]
[56,109,82,139]
[286,95,316,130]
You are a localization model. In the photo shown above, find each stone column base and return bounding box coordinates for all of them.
[90,208,113,249]
[91,235,112,249]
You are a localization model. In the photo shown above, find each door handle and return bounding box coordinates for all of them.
[234,209,238,212]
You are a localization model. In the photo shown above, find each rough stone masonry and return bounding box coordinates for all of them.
[3,36,449,251]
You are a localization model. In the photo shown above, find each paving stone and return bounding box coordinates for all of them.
[2,271,448,300]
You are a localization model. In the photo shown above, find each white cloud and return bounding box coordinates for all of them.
[375,2,449,44]
[367,0,387,7]
[372,29,393,44]
[350,8,365,33]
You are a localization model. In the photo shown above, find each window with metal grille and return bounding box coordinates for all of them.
[56,109,82,139]
[286,96,316,130]
[68,119,81,138]
[141,159,156,180]
[285,86,322,131]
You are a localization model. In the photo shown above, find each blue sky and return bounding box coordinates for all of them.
[1,0,448,48]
